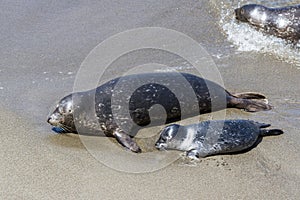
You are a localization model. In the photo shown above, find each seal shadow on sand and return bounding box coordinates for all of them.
[48,127,161,152]
[48,133,84,149]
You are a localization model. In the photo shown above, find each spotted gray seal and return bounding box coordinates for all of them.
[155,120,283,159]
[47,72,271,153]
[235,4,300,44]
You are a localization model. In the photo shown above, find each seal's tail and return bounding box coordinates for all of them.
[260,129,284,137]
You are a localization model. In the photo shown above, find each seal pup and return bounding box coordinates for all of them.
[48,72,271,153]
[235,4,300,44]
[155,120,283,159]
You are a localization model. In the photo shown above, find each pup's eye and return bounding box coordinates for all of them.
[166,136,171,140]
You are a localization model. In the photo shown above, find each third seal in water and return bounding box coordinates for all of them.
[235,4,300,44]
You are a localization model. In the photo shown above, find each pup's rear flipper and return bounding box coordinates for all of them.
[253,122,271,129]
[260,129,284,136]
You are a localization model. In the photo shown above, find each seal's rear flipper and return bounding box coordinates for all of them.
[113,130,142,153]
[233,92,266,100]
[243,99,272,112]
[260,129,284,136]
[229,97,272,112]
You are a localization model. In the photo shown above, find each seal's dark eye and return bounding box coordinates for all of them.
[240,8,245,15]
[58,107,63,113]
[68,109,72,113]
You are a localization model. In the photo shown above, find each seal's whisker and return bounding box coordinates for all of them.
[60,124,72,133]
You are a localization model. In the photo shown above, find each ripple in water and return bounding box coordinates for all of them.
[212,0,300,67]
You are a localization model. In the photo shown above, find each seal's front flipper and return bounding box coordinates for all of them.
[186,149,200,160]
[113,130,142,153]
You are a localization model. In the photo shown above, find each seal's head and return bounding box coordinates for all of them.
[47,94,76,133]
[235,4,269,26]
[155,124,181,150]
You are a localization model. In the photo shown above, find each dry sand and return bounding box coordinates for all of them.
[0,1,299,199]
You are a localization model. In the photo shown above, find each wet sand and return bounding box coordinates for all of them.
[0,1,299,199]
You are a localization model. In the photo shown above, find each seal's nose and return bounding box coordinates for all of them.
[47,117,51,123]
[235,8,248,22]
[235,8,240,19]
[155,142,165,150]
[155,142,159,148]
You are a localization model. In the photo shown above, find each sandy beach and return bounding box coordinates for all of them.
[0,0,299,199]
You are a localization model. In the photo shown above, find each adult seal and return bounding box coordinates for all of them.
[235,4,300,44]
[47,72,271,153]
[155,120,283,159]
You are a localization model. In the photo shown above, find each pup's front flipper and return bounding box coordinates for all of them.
[113,130,142,153]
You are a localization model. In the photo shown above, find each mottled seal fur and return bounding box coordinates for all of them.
[48,72,271,153]
[155,120,283,159]
[235,4,300,44]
